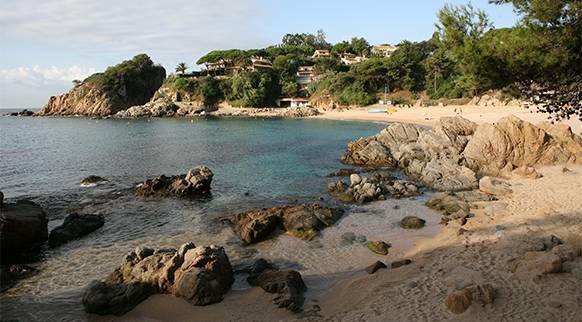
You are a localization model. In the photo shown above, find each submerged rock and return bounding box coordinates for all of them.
[0,199,48,262]
[367,241,391,255]
[365,261,387,274]
[399,216,426,229]
[229,204,343,244]
[135,166,213,197]
[49,213,105,247]
[80,175,108,186]
[82,243,233,315]
[246,259,307,312]
[391,259,412,269]
[0,264,39,292]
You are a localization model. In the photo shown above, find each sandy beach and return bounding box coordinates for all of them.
[312,104,582,134]
[108,164,582,321]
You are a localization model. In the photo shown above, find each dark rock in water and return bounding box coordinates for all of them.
[365,261,387,274]
[80,175,108,185]
[340,232,356,246]
[400,216,426,229]
[0,200,48,262]
[391,259,412,269]
[49,213,105,247]
[367,241,391,255]
[135,166,213,197]
[229,204,343,244]
[8,109,34,117]
[0,264,39,292]
[326,168,361,177]
[82,280,156,315]
[82,243,233,315]
[246,259,307,312]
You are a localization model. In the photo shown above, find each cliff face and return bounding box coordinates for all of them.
[38,54,166,117]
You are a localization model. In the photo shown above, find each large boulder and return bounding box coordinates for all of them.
[230,204,343,244]
[135,166,213,197]
[38,54,166,117]
[463,116,582,177]
[0,200,48,262]
[245,259,307,312]
[48,213,105,248]
[82,243,233,315]
[445,284,495,314]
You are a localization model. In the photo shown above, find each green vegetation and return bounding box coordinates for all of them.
[84,54,166,103]
[176,0,580,117]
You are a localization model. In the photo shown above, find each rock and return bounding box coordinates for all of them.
[82,243,233,315]
[0,264,39,292]
[340,232,356,246]
[399,216,426,229]
[8,109,35,116]
[38,54,166,117]
[426,193,470,215]
[511,166,543,179]
[391,259,412,269]
[80,175,108,186]
[0,200,48,262]
[445,284,495,314]
[551,244,580,262]
[48,213,105,247]
[365,261,387,274]
[350,174,362,186]
[246,259,307,312]
[135,166,213,197]
[479,176,512,197]
[326,168,360,177]
[512,251,563,276]
[115,98,178,118]
[542,235,563,250]
[366,241,391,255]
[82,280,156,315]
[463,116,582,177]
[230,204,343,244]
[281,106,320,118]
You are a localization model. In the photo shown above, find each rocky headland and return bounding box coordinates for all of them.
[37,54,166,117]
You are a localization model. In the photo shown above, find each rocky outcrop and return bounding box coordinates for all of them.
[229,204,343,244]
[245,259,307,312]
[49,213,105,247]
[80,175,108,186]
[280,106,320,118]
[341,116,582,192]
[7,109,35,116]
[463,116,582,177]
[82,243,233,315]
[38,54,166,117]
[327,172,419,203]
[115,98,178,118]
[478,177,512,197]
[0,200,48,262]
[341,117,478,191]
[135,166,213,197]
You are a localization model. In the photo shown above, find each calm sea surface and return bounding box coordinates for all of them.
[0,116,398,319]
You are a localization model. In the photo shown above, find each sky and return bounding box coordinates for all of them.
[0,0,519,109]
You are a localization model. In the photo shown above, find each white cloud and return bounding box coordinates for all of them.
[0,0,265,54]
[0,66,96,87]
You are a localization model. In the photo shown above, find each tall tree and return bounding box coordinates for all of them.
[175,62,188,74]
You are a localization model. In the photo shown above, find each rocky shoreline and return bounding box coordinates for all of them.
[1,114,581,320]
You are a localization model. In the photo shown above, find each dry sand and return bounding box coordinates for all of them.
[313,105,582,134]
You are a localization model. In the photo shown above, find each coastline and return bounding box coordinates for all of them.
[311,104,582,134]
[116,165,582,321]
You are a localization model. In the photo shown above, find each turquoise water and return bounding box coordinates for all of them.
[0,116,387,320]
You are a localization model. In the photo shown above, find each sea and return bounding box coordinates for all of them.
[0,115,441,320]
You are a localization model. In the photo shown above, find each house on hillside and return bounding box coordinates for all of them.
[205,59,238,75]
[371,44,398,58]
[277,97,310,108]
[340,53,368,65]
[250,56,273,71]
[296,66,315,86]
[312,50,330,59]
